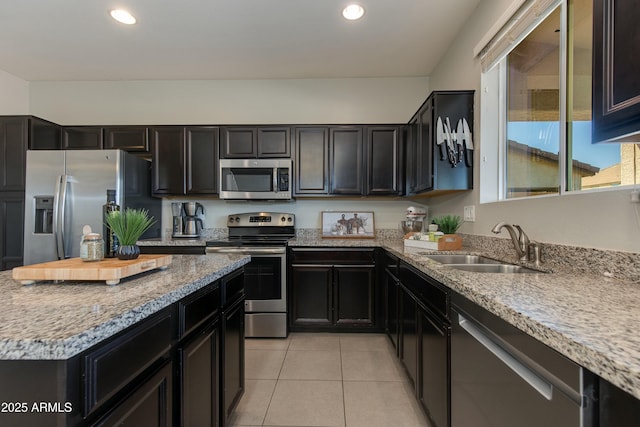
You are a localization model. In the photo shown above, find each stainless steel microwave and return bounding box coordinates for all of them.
[219,158,292,200]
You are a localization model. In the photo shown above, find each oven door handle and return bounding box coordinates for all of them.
[206,247,286,255]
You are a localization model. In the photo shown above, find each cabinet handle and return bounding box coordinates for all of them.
[458,314,553,400]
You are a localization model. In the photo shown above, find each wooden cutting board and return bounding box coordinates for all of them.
[12,254,172,286]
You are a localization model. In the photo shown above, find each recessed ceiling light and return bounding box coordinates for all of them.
[342,4,365,21]
[110,9,136,25]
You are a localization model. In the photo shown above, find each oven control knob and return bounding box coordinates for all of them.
[228,217,234,223]
[281,216,286,222]
[235,216,240,223]
[287,217,293,222]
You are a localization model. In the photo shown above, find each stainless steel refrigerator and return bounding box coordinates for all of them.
[23,149,161,265]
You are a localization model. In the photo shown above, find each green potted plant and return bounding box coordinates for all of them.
[431,214,464,250]
[104,208,156,260]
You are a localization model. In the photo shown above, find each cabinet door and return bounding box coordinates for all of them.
[186,127,219,194]
[29,117,61,150]
[180,324,219,427]
[0,116,28,191]
[290,264,333,327]
[104,126,150,153]
[0,192,24,270]
[415,102,434,192]
[221,127,257,158]
[419,305,449,427]
[62,127,104,150]
[334,265,375,326]
[366,126,402,195]
[294,127,329,195]
[92,362,172,427]
[222,299,244,425]
[593,0,640,143]
[400,285,418,389]
[330,127,364,194]
[385,269,400,352]
[257,127,290,157]
[151,127,185,195]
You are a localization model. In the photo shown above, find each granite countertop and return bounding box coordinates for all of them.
[0,254,250,360]
[136,235,640,400]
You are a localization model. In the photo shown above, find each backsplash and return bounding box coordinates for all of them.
[461,233,640,283]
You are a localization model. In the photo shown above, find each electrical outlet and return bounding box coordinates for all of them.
[463,205,476,222]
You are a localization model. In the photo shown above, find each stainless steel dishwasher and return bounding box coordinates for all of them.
[451,293,595,427]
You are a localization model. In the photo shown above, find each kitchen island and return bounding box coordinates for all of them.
[0,253,250,427]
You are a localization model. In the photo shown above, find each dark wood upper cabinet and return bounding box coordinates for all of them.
[407,91,474,195]
[151,127,186,196]
[151,126,219,196]
[257,127,290,157]
[186,126,219,194]
[592,0,640,143]
[62,126,104,150]
[221,127,256,158]
[29,116,61,150]
[330,127,364,195]
[104,126,150,152]
[0,116,29,192]
[221,126,290,158]
[366,126,403,195]
[294,127,329,195]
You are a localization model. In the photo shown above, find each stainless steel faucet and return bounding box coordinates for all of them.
[491,222,531,262]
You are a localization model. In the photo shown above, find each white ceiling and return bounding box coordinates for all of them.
[0,0,481,81]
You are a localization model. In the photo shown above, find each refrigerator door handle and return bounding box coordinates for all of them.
[53,175,68,259]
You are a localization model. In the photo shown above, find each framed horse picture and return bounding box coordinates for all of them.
[321,211,375,238]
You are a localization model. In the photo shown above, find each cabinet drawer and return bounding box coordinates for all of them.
[399,262,448,320]
[222,269,245,308]
[178,282,220,339]
[289,248,375,265]
[83,309,173,416]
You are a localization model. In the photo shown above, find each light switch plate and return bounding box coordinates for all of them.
[463,205,476,222]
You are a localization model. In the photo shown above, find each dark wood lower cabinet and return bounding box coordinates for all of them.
[289,248,378,332]
[0,192,25,270]
[92,362,172,427]
[179,324,219,427]
[221,298,244,426]
[400,283,418,388]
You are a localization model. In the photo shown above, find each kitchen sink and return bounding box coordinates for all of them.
[448,264,542,274]
[424,253,544,273]
[424,254,502,264]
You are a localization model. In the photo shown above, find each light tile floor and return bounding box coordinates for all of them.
[229,333,429,427]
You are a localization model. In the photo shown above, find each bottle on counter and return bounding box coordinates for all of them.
[103,189,120,258]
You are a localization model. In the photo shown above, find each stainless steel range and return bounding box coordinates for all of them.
[206,212,294,338]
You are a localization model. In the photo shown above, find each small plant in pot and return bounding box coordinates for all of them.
[431,215,464,250]
[104,208,156,260]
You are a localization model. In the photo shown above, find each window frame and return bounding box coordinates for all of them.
[480,0,629,203]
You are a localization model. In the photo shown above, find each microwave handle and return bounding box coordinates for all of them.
[273,167,278,193]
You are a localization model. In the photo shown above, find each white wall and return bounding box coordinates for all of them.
[0,69,29,114]
[29,77,429,125]
[423,0,640,253]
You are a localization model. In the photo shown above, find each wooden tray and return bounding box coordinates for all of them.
[12,254,172,286]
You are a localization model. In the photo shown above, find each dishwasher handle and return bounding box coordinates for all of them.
[458,313,554,400]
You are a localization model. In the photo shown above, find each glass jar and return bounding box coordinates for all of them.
[80,233,104,262]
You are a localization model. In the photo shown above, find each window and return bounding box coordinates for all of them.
[480,0,625,201]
